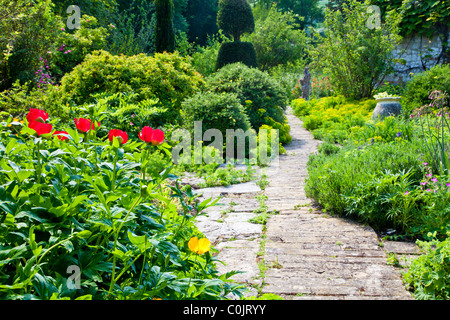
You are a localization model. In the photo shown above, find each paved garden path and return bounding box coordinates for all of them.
[191,107,419,300]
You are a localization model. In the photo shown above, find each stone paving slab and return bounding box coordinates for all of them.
[260,108,415,300]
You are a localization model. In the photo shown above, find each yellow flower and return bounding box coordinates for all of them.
[188,237,211,254]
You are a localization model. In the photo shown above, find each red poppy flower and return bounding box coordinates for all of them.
[108,129,128,145]
[29,121,53,136]
[53,130,69,141]
[27,108,49,123]
[74,118,100,133]
[139,126,164,146]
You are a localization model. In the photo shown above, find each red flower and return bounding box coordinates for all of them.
[139,126,164,146]
[53,130,69,141]
[29,121,53,136]
[27,108,49,123]
[74,118,100,133]
[108,129,128,145]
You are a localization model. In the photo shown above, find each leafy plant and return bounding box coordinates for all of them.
[207,62,287,130]
[59,50,206,123]
[242,4,308,71]
[401,64,450,116]
[403,232,450,300]
[310,0,402,99]
[0,107,245,300]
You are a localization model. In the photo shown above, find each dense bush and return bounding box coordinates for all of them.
[207,63,287,130]
[215,42,258,70]
[242,5,308,71]
[59,50,205,123]
[0,81,62,120]
[181,91,251,136]
[0,0,61,91]
[0,107,244,300]
[154,0,176,53]
[190,33,228,77]
[401,64,450,116]
[292,96,376,143]
[217,0,255,42]
[305,140,439,237]
[310,0,401,99]
[49,15,110,81]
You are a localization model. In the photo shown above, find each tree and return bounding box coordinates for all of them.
[215,0,258,69]
[154,0,175,53]
[185,0,219,46]
[217,0,255,42]
[243,5,308,70]
[310,0,402,99]
[251,0,324,29]
[0,0,60,90]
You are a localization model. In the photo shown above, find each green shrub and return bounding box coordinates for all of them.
[0,0,60,90]
[309,0,401,99]
[305,140,430,220]
[190,33,229,77]
[242,4,308,71]
[0,81,63,120]
[401,64,450,116]
[207,63,287,130]
[181,91,251,136]
[154,0,176,53]
[50,15,110,81]
[217,0,255,42]
[215,41,258,70]
[403,233,450,300]
[318,142,340,155]
[292,96,376,144]
[59,50,205,123]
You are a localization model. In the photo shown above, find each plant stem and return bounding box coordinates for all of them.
[107,194,143,298]
[36,140,42,184]
[112,148,119,191]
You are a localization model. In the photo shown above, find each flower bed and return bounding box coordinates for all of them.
[0,108,244,300]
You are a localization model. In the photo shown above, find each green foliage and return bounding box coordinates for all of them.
[0,81,62,119]
[305,140,435,236]
[292,95,376,144]
[310,0,402,100]
[403,232,450,300]
[242,5,308,71]
[185,0,219,46]
[0,0,60,90]
[190,32,230,77]
[154,0,176,53]
[51,15,110,81]
[252,0,324,29]
[199,164,256,187]
[401,64,450,116]
[0,107,244,300]
[217,0,255,42]
[411,90,450,177]
[215,41,258,70]
[181,91,251,136]
[59,50,205,123]
[370,0,450,38]
[207,63,287,130]
[72,92,170,141]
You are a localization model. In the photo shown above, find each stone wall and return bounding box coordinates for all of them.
[383,33,449,84]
